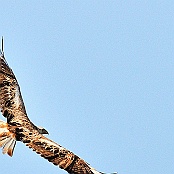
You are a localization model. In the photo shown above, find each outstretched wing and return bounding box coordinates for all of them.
[24,133,101,174]
[0,50,31,125]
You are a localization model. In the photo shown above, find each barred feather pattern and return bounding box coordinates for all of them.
[25,135,100,174]
[0,52,31,126]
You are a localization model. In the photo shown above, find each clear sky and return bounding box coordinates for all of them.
[0,1,173,174]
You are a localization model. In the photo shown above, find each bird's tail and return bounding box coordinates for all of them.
[0,120,16,157]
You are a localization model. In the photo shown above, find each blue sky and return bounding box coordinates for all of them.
[0,1,174,174]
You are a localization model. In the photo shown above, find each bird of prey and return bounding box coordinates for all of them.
[0,38,116,174]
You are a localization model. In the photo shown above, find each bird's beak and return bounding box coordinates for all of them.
[42,128,49,135]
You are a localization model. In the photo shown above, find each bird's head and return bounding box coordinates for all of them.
[37,126,49,134]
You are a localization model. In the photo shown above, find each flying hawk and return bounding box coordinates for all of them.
[0,38,115,174]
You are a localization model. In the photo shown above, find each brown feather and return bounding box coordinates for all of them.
[24,133,97,174]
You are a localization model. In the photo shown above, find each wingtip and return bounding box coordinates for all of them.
[90,167,117,174]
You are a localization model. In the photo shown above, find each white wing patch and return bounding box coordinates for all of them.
[14,85,22,109]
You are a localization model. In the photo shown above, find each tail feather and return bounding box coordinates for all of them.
[0,120,16,157]
[7,139,16,156]
[2,138,16,156]
[0,137,11,147]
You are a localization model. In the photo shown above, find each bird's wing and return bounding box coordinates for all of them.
[0,48,100,174]
[23,132,101,174]
[0,47,115,174]
[0,51,31,125]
